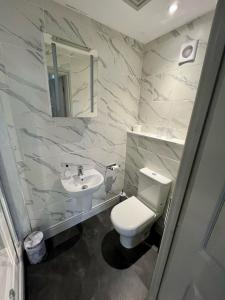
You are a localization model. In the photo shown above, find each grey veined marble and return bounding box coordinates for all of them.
[0,0,213,236]
[139,12,214,141]
[123,132,184,232]
[124,132,184,197]
[0,0,143,233]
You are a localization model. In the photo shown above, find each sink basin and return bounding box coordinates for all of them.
[61,169,104,196]
[61,169,104,211]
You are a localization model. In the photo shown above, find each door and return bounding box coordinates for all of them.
[0,185,18,300]
[155,3,225,299]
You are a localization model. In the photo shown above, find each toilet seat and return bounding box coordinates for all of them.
[111,196,156,237]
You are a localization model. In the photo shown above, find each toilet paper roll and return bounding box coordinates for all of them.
[105,165,120,193]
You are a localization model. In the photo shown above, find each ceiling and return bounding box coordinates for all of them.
[54,0,217,44]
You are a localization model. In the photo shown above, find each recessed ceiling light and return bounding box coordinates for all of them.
[169,2,179,15]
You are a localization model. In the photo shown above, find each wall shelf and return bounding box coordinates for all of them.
[127,131,185,146]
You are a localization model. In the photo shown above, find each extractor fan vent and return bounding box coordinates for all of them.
[122,0,152,10]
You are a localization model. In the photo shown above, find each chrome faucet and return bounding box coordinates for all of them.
[78,165,84,177]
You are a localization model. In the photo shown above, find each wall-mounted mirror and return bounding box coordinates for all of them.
[44,33,98,118]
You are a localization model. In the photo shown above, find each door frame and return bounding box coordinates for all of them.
[148,0,225,299]
[0,184,23,300]
[0,186,18,265]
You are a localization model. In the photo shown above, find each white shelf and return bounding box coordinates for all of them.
[127,130,185,145]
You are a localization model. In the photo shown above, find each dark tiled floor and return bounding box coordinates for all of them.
[25,208,158,300]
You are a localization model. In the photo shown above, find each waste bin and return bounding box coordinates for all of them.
[24,231,46,264]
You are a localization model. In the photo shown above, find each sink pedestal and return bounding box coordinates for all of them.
[78,194,93,212]
[61,169,104,213]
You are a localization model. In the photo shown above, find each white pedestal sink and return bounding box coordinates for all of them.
[61,169,104,212]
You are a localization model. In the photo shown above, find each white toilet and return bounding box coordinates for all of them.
[111,168,171,249]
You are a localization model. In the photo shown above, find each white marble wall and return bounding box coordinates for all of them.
[0,0,214,236]
[124,13,213,231]
[0,114,31,239]
[124,132,184,197]
[124,132,184,232]
[0,47,30,239]
[0,0,143,232]
[139,12,214,141]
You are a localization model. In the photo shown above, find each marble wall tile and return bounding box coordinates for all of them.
[123,131,184,233]
[138,136,184,160]
[0,45,9,90]
[124,133,184,200]
[139,12,214,141]
[0,0,44,50]
[0,106,31,239]
[0,0,143,233]
[0,0,213,237]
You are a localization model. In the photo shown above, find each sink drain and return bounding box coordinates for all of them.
[82,185,88,190]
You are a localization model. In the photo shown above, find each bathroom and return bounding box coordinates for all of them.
[0,0,220,299]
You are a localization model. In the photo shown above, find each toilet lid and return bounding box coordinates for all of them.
[111,196,156,235]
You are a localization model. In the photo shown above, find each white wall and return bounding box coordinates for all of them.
[0,0,143,233]
[124,133,184,198]
[0,0,214,237]
[123,13,214,232]
[139,12,214,141]
[0,105,30,239]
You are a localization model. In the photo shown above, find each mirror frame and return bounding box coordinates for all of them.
[43,33,98,118]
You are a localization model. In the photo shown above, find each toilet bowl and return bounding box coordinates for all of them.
[111,196,157,248]
[111,168,171,249]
